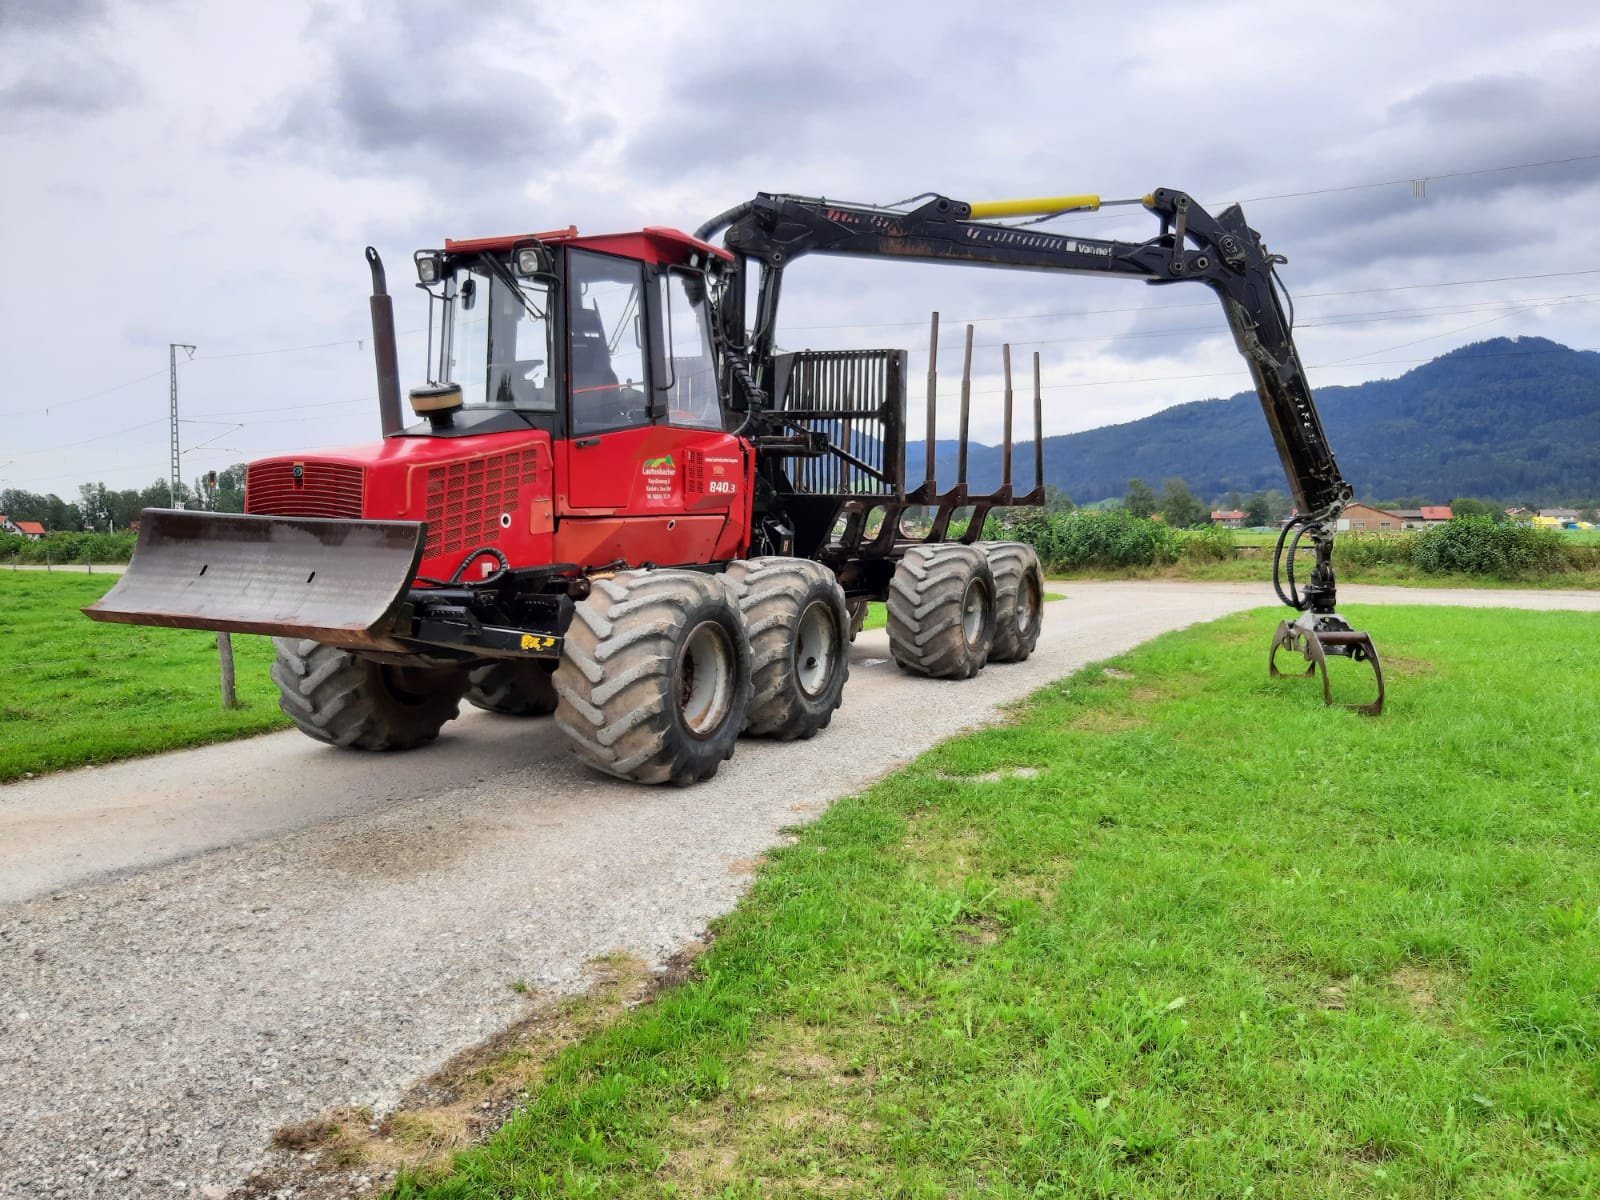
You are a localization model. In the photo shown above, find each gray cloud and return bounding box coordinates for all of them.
[1390,72,1544,126]
[621,49,920,177]
[249,2,610,173]
[0,0,106,32]
[0,57,140,118]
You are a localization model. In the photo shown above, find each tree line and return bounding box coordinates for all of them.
[1,465,247,533]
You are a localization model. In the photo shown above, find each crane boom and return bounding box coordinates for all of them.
[698,188,1382,712]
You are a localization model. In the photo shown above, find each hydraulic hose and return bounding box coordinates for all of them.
[1272,516,1315,611]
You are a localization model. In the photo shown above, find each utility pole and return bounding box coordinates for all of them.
[169,343,196,508]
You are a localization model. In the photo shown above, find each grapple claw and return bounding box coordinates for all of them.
[1269,613,1385,716]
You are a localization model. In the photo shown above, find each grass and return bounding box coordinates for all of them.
[396,605,1600,1198]
[0,573,289,782]
[862,592,1067,633]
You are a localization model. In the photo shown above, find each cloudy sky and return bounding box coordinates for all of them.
[4,0,1598,500]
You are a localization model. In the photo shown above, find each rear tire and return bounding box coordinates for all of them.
[270,639,468,751]
[466,661,558,716]
[724,557,849,740]
[886,544,995,679]
[980,541,1045,663]
[553,570,752,785]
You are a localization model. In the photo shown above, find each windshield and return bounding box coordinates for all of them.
[444,260,555,411]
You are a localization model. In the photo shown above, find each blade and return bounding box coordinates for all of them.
[83,509,425,651]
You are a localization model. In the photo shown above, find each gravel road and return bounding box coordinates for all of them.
[3,581,1597,1198]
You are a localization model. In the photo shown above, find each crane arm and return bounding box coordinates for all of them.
[699,189,1351,529]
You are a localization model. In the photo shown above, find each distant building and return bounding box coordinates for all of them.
[1210,509,1247,528]
[1539,508,1579,522]
[1339,503,1405,532]
[1419,506,1453,523]
[2,517,48,539]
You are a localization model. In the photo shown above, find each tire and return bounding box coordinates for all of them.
[886,544,996,680]
[553,570,752,785]
[724,557,850,741]
[466,661,558,716]
[270,638,468,751]
[980,541,1045,663]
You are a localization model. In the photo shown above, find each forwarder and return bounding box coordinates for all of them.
[87,188,1383,784]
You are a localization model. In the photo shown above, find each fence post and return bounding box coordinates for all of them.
[218,633,239,709]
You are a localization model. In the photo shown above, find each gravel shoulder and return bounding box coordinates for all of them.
[3,581,1596,1198]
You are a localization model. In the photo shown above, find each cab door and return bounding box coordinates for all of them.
[555,249,749,567]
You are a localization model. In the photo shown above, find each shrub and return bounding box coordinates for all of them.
[1179,524,1235,565]
[0,530,137,565]
[994,508,1180,571]
[1412,516,1567,577]
[1333,532,1416,570]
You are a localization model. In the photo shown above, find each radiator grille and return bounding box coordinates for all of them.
[245,461,364,518]
[425,451,539,558]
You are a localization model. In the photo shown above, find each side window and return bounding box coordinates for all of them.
[569,249,648,435]
[659,269,722,430]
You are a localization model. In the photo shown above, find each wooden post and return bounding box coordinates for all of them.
[218,633,239,709]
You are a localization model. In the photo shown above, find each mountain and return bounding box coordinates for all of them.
[905,337,1600,504]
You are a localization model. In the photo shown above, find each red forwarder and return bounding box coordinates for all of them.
[88,188,1383,785]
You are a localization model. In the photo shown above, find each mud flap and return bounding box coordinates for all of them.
[83,509,425,652]
[1269,614,1385,716]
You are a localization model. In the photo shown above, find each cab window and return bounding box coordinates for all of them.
[569,249,649,435]
[659,269,722,430]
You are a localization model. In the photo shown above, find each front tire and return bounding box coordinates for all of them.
[553,570,752,785]
[270,639,468,751]
[886,544,996,679]
[980,541,1045,663]
[466,661,559,716]
[724,558,850,741]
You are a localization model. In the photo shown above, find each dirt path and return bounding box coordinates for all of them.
[2,581,1596,1198]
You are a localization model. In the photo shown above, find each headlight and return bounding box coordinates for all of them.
[414,250,443,285]
[514,245,550,276]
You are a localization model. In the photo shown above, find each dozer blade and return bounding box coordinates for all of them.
[83,509,425,652]
[1269,615,1385,716]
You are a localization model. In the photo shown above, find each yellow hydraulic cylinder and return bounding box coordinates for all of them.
[965,194,1101,219]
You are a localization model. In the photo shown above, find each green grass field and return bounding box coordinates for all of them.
[0,573,289,782]
[398,605,1600,1199]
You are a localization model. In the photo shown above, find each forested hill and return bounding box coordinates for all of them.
[907,337,1600,504]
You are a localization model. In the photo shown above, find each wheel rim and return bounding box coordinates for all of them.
[961,577,987,646]
[794,600,840,698]
[1017,574,1042,636]
[677,620,736,737]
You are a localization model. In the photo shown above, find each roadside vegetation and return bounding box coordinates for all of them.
[394,605,1599,1198]
[0,573,287,782]
[1,529,138,565]
[986,509,1600,589]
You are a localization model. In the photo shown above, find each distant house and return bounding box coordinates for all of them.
[1,515,47,539]
[1419,506,1453,523]
[1339,503,1405,532]
[1210,509,1247,528]
[1533,508,1590,529]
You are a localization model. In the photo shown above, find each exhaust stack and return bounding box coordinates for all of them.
[366,246,403,438]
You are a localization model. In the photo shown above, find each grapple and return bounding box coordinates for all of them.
[1268,612,1385,715]
[83,509,425,651]
[1266,515,1385,715]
